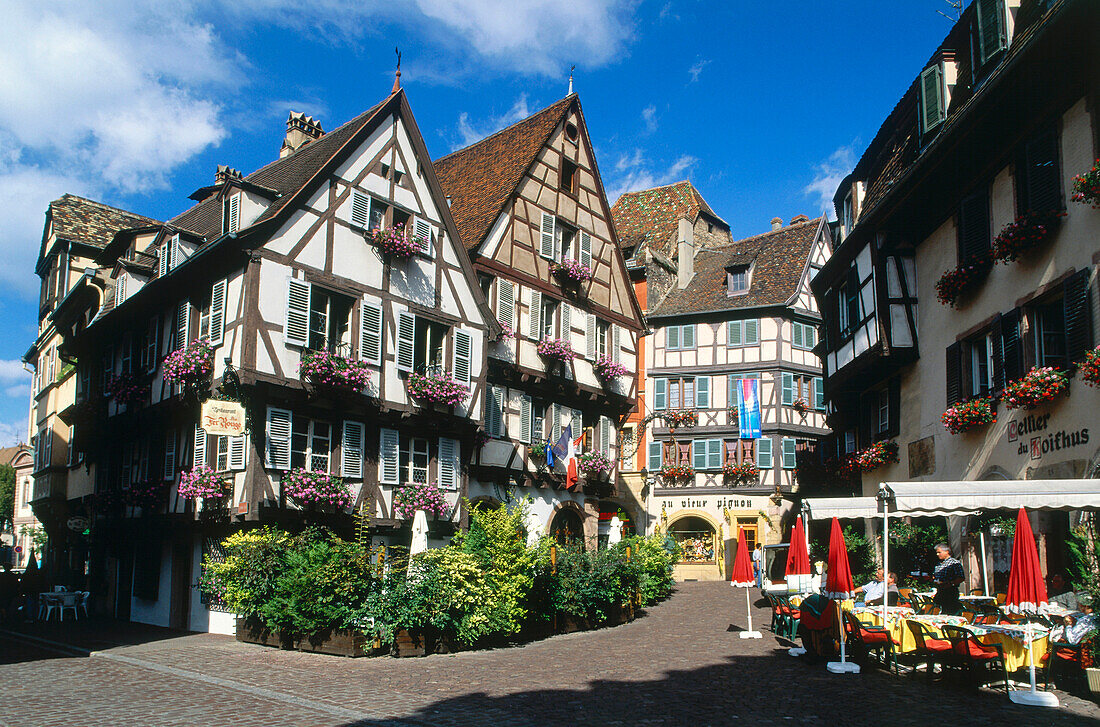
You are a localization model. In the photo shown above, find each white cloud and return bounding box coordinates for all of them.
[688,59,711,83]
[0,419,27,447]
[452,94,532,150]
[0,360,30,385]
[641,105,657,134]
[804,144,857,215]
[606,150,698,204]
[5,384,29,400]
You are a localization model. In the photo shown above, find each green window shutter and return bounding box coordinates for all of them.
[745,319,759,344]
[781,372,794,405]
[757,438,773,469]
[728,320,742,346]
[683,324,695,349]
[782,438,797,469]
[814,377,824,410]
[648,441,662,471]
[693,440,707,470]
[920,65,945,134]
[793,322,803,349]
[695,376,710,409]
[977,0,1006,64]
[667,326,680,350]
[707,439,721,469]
[654,378,667,410]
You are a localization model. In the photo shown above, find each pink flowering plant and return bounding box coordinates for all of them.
[990,210,1065,264]
[1072,160,1100,207]
[1002,366,1069,410]
[537,338,575,364]
[371,224,420,259]
[392,481,448,519]
[125,479,168,509]
[854,440,900,471]
[549,258,592,284]
[178,465,231,500]
[723,461,759,484]
[593,354,628,384]
[105,373,150,407]
[299,349,371,392]
[1077,346,1100,387]
[578,451,613,479]
[497,322,515,340]
[942,397,996,434]
[282,468,351,509]
[406,371,469,406]
[162,339,214,389]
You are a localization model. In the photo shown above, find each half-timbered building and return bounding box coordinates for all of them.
[435,95,646,545]
[48,87,496,632]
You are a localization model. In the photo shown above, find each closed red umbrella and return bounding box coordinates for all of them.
[1006,507,1047,613]
[785,516,810,578]
[729,528,760,638]
[823,517,855,599]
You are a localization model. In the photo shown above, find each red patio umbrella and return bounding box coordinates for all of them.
[1005,507,1057,707]
[729,527,760,638]
[785,516,811,580]
[823,517,855,599]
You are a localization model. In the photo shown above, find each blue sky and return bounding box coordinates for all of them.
[0,0,955,444]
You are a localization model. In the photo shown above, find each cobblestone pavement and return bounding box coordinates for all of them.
[2,582,1099,726]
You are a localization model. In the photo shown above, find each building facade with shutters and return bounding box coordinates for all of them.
[42,88,496,632]
[810,0,1100,583]
[435,95,646,545]
[642,214,832,581]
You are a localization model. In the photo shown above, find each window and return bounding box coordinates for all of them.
[967,331,995,398]
[976,0,1007,64]
[920,64,945,134]
[197,280,226,347]
[309,288,354,354]
[291,418,331,472]
[723,438,756,466]
[1016,126,1062,214]
[792,321,817,350]
[727,319,759,347]
[1033,299,1066,369]
[555,220,576,262]
[756,438,773,469]
[781,438,797,469]
[727,373,759,412]
[841,191,854,239]
[957,188,991,266]
[666,377,697,410]
[727,266,749,295]
[399,436,429,484]
[412,317,448,373]
[351,190,388,232]
[540,297,558,341]
[877,390,890,435]
[560,158,578,194]
[837,282,850,334]
[596,319,609,358]
[666,324,696,351]
[693,439,722,470]
[844,430,856,454]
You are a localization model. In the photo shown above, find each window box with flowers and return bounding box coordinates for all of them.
[125,479,168,511]
[105,373,150,408]
[537,338,575,366]
[392,481,448,520]
[990,210,1065,264]
[370,224,422,260]
[405,371,469,407]
[662,410,697,428]
[723,461,759,485]
[658,464,695,481]
[282,468,351,510]
[163,338,215,391]
[1002,366,1069,410]
[854,440,899,471]
[942,397,997,435]
[1072,160,1100,208]
[549,258,592,286]
[578,451,613,481]
[593,355,628,386]
[1078,346,1100,387]
[178,465,232,505]
[299,349,371,393]
[935,257,992,307]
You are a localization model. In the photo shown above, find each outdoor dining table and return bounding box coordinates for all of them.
[856,611,966,653]
[964,623,1051,672]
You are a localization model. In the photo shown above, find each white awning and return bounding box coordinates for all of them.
[801,496,880,520]
[880,480,1100,517]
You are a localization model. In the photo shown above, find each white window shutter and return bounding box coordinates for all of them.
[396,311,415,371]
[285,278,310,347]
[265,407,292,470]
[359,300,382,365]
[116,276,126,305]
[193,424,207,469]
[782,372,794,405]
[413,218,432,256]
[654,378,667,410]
[611,325,621,364]
[171,234,184,270]
[229,435,246,471]
[452,328,473,386]
[351,191,370,228]
[379,428,399,484]
[519,395,533,444]
[586,314,597,360]
[550,403,562,444]
[696,376,710,409]
[579,231,592,268]
[540,212,555,259]
[438,437,459,491]
[341,420,364,479]
[227,194,240,233]
[145,316,159,373]
[561,303,572,338]
[163,430,176,480]
[158,243,169,278]
[176,302,191,351]
[648,441,662,471]
[528,290,542,339]
[497,280,515,329]
[599,416,611,457]
[209,279,226,346]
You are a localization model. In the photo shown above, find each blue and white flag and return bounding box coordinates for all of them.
[737,378,762,439]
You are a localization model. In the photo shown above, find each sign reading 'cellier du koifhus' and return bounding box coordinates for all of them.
[1007,413,1090,460]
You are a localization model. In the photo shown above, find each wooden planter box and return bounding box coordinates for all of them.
[235,618,370,657]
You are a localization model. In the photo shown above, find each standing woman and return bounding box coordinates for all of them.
[931,543,964,613]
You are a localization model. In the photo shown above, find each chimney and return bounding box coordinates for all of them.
[770,217,783,231]
[676,218,694,289]
[790,214,810,225]
[280,111,325,158]
[214,165,242,185]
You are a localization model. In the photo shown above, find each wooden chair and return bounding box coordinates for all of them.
[942,625,1011,696]
[844,610,899,675]
[906,619,956,681]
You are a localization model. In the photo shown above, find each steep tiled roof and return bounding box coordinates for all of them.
[610,181,726,255]
[434,96,574,251]
[0,444,31,467]
[45,195,160,253]
[650,217,822,318]
[169,98,388,238]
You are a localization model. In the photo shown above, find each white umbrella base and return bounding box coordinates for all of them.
[788,647,807,656]
[826,661,861,674]
[739,631,762,639]
[1009,690,1059,708]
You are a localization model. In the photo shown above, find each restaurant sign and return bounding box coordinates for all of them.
[1006,412,1089,460]
[200,400,247,436]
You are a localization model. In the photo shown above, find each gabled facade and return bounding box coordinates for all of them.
[1,445,36,567]
[811,0,1100,585]
[47,88,496,632]
[436,95,646,544]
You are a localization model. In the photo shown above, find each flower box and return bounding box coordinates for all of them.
[578,451,613,480]
[723,461,759,484]
[163,339,215,390]
[1078,346,1100,387]
[1002,366,1068,410]
[658,464,695,480]
[370,224,422,260]
[1072,160,1100,208]
[125,480,168,510]
[593,355,628,385]
[178,465,231,500]
[537,338,575,365]
[853,440,899,471]
[990,210,1064,264]
[662,410,697,428]
[299,349,371,393]
[392,482,448,519]
[105,374,150,408]
[405,371,469,407]
[282,468,351,510]
[942,397,996,435]
[235,618,370,658]
[935,258,992,307]
[549,258,592,285]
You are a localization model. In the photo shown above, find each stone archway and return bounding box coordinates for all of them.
[666,509,725,581]
[549,502,586,547]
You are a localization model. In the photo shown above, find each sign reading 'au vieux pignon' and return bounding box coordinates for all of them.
[200,400,246,436]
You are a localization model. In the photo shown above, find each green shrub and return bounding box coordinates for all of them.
[199,527,289,618]
[624,534,678,605]
[530,539,645,625]
[889,520,947,584]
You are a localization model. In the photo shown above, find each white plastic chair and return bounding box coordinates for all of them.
[78,591,90,619]
[59,593,79,621]
[53,586,65,592]
[38,594,59,621]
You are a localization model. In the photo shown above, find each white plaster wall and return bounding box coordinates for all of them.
[130,543,171,628]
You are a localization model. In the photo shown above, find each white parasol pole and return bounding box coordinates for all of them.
[826,600,860,673]
[739,587,761,639]
[882,504,889,628]
[1009,621,1059,707]
[979,530,990,595]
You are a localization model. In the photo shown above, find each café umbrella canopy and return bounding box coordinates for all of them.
[407,510,429,576]
[785,515,812,656]
[823,517,859,674]
[1006,507,1058,708]
[729,527,761,639]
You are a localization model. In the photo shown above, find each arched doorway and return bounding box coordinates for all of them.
[550,507,584,546]
[668,515,716,566]
[597,501,635,549]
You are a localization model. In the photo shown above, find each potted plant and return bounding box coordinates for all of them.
[163,338,215,390]
[792,398,809,415]
[282,468,351,510]
[941,397,996,434]
[1002,366,1069,410]
[662,410,697,428]
[935,257,992,307]
[658,464,694,481]
[1072,159,1100,208]
[105,373,150,408]
[124,479,168,510]
[549,258,592,285]
[537,338,575,366]
[990,210,1065,264]
[178,464,232,506]
[578,451,613,480]
[298,349,371,393]
[371,223,421,259]
[854,440,899,471]
[405,370,469,406]
[1077,346,1100,387]
[593,354,628,386]
[723,461,759,484]
[392,482,448,520]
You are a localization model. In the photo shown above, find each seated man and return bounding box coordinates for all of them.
[866,572,900,607]
[853,569,885,605]
[1047,573,1079,611]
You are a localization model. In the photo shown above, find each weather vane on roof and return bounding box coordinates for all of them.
[568,65,575,95]
[393,47,402,93]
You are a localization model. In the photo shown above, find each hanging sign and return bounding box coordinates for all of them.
[200,400,246,436]
[737,378,762,439]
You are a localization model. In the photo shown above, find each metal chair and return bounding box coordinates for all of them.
[906,619,956,681]
[942,625,1012,696]
[844,610,899,675]
[1043,634,1094,691]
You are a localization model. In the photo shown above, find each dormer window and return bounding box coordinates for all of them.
[976,0,1008,65]
[726,265,750,296]
[222,192,241,234]
[841,192,854,239]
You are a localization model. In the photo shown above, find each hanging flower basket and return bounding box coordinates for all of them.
[1072,160,1100,208]
[662,410,697,428]
[178,465,231,500]
[990,210,1065,264]
[658,464,694,480]
[854,440,899,471]
[105,373,150,407]
[549,258,592,284]
[578,451,613,479]
[593,354,628,385]
[392,482,448,519]
[299,349,371,393]
[537,338,575,365]
[935,258,992,307]
[1002,366,1069,410]
[282,468,351,509]
[1078,346,1100,387]
[942,397,996,434]
[406,371,469,406]
[723,461,759,484]
[792,398,809,415]
[370,224,421,259]
[163,339,215,389]
[125,480,168,509]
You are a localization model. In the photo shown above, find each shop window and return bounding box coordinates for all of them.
[669,516,715,564]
